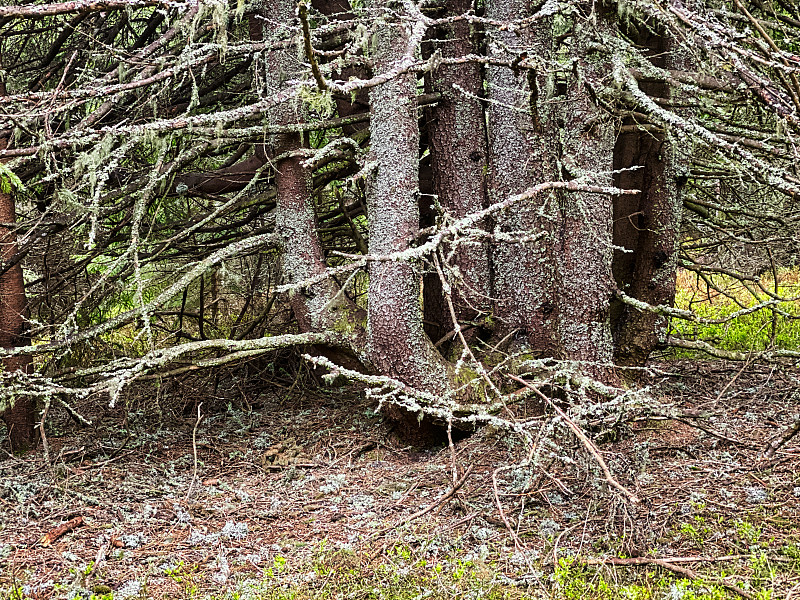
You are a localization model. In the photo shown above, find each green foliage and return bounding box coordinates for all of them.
[671,269,800,354]
[165,560,200,599]
[0,163,24,194]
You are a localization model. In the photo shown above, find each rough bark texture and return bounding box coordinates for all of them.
[422,0,491,348]
[264,1,364,351]
[0,114,36,452]
[366,5,453,398]
[612,24,686,368]
[485,0,560,355]
[554,13,616,369]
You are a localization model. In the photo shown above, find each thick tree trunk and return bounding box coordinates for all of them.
[263,2,365,353]
[422,0,491,349]
[612,25,686,368]
[0,108,36,451]
[553,13,616,370]
[366,4,453,397]
[485,0,560,355]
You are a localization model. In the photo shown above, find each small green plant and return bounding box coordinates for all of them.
[736,520,763,546]
[164,561,199,599]
[680,516,711,548]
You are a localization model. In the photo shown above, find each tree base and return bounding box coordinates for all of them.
[383,404,470,448]
[1,396,37,454]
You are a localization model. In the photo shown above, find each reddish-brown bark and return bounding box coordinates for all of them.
[0,106,36,451]
[264,1,365,366]
[366,4,454,398]
[422,0,491,349]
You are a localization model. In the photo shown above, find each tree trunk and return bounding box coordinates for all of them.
[485,0,560,356]
[0,91,36,450]
[366,3,453,398]
[612,24,686,368]
[422,0,491,351]
[263,2,365,355]
[553,12,616,371]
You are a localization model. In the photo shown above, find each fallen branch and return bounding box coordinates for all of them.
[508,375,639,504]
[492,466,528,553]
[371,464,474,538]
[185,403,204,501]
[762,413,800,459]
[40,516,84,546]
[671,416,756,448]
[583,556,754,600]
[0,0,194,19]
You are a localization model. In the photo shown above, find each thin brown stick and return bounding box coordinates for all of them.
[298,1,328,92]
[714,356,754,403]
[508,374,639,504]
[492,466,527,553]
[583,556,754,600]
[0,0,187,19]
[587,554,751,564]
[671,416,757,448]
[447,420,458,487]
[39,397,52,465]
[185,402,203,500]
[372,464,474,538]
[763,412,800,459]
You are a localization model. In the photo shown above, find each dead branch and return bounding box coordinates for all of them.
[40,516,84,546]
[371,464,474,538]
[508,374,639,504]
[583,556,754,600]
[0,0,193,19]
[762,412,800,459]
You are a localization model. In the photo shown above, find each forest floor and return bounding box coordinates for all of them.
[0,360,799,600]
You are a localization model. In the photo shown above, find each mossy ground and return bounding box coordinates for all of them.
[671,268,800,354]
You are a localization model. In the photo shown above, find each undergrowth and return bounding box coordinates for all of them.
[671,268,800,354]
[6,540,792,600]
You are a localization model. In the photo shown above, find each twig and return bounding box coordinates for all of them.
[298,1,328,92]
[583,556,754,600]
[492,466,527,552]
[714,356,754,403]
[447,420,458,487]
[88,539,110,578]
[671,416,757,448]
[552,523,580,567]
[39,396,52,465]
[508,375,639,504]
[185,402,203,500]
[587,555,752,564]
[261,462,320,471]
[371,464,474,538]
[762,413,800,459]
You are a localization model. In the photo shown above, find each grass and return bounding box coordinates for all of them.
[5,539,789,600]
[671,268,800,354]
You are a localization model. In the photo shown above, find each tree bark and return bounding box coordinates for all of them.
[553,10,616,371]
[612,23,686,368]
[263,1,365,355]
[422,0,491,350]
[0,83,36,451]
[366,3,453,398]
[485,0,560,356]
